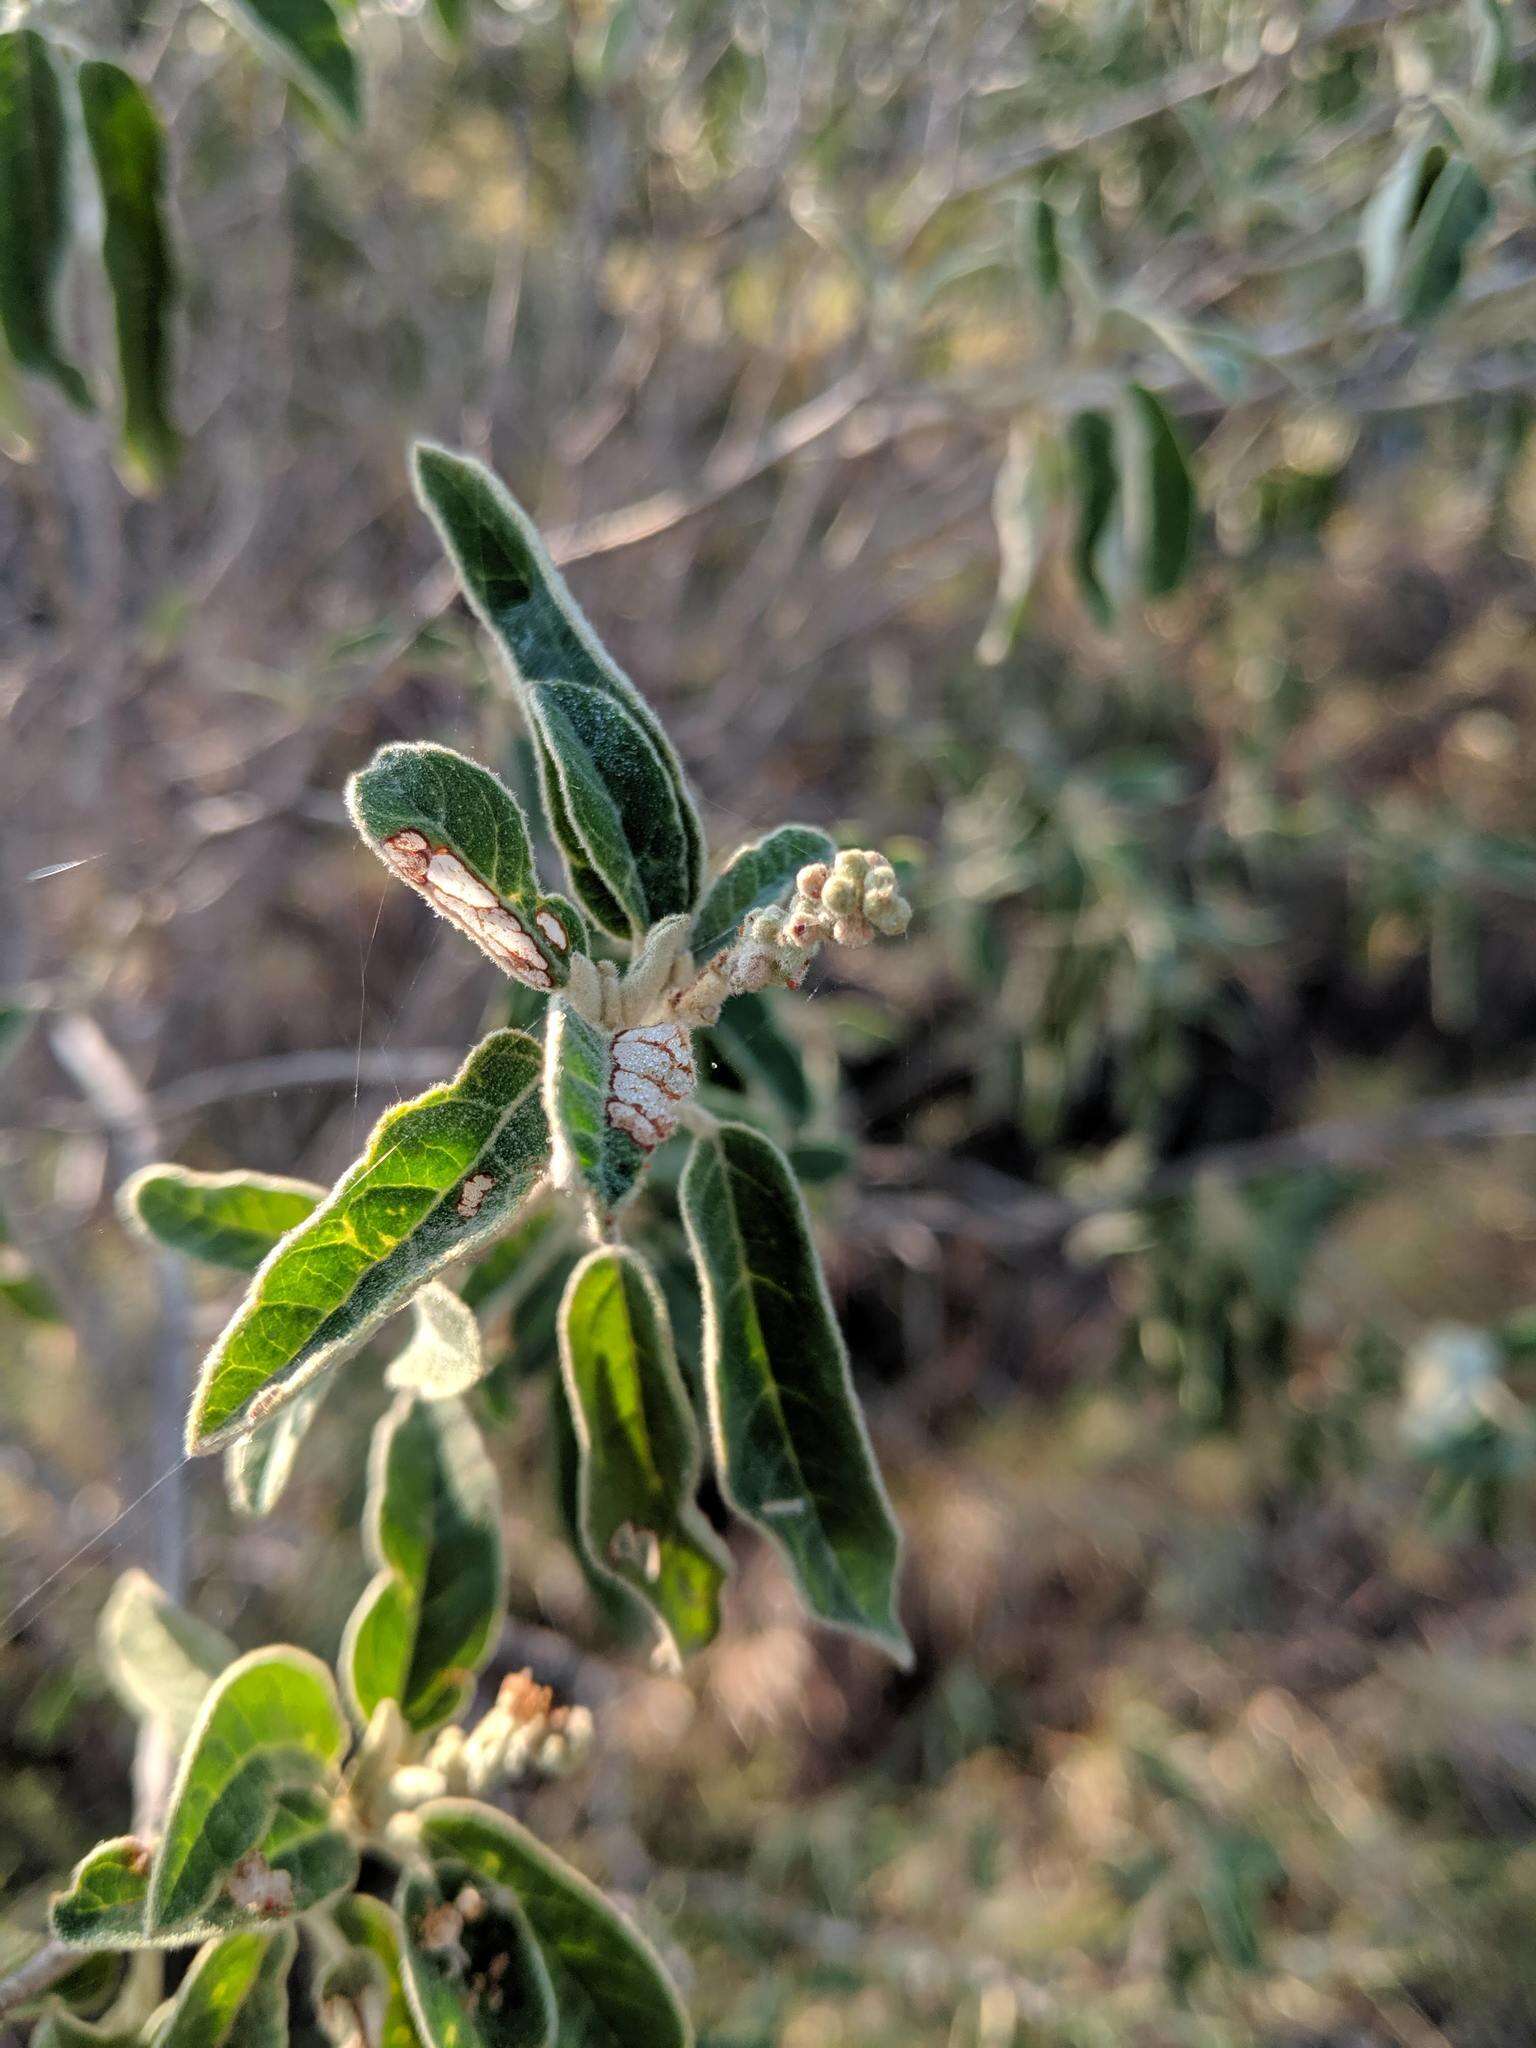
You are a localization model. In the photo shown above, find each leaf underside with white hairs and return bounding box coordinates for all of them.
[185,1028,547,1454]
[97,1568,235,1744]
[690,825,833,966]
[412,443,704,938]
[680,1120,910,1665]
[558,1247,728,1661]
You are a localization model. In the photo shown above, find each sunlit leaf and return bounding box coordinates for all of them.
[120,1165,321,1273]
[689,826,832,967]
[558,1247,728,1662]
[185,1029,548,1454]
[418,1801,692,2048]
[155,1928,295,2048]
[347,741,580,991]
[0,30,91,408]
[544,998,647,1216]
[77,62,179,492]
[413,444,703,938]
[384,1282,486,1400]
[680,1121,909,1665]
[224,0,361,129]
[397,1862,554,2048]
[52,1839,156,1951]
[97,1568,234,1743]
[341,1393,505,1735]
[226,1379,330,1518]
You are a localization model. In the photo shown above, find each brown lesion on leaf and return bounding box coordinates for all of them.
[606,1023,697,1149]
[379,832,558,992]
[226,1849,295,1918]
[455,1171,496,1220]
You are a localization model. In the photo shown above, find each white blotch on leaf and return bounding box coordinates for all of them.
[455,1172,496,1220]
[606,1022,695,1149]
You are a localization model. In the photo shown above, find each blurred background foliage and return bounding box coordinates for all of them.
[8,0,1536,2039]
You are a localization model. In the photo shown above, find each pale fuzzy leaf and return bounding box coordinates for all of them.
[147,1648,354,1938]
[154,1928,295,2048]
[689,826,833,967]
[544,999,647,1217]
[412,444,704,937]
[77,62,179,492]
[341,1394,505,1735]
[120,1166,321,1273]
[221,0,360,128]
[0,31,92,409]
[385,1282,486,1400]
[225,1379,330,1518]
[397,1863,554,2048]
[347,742,580,990]
[558,1248,729,1663]
[1360,132,1438,309]
[185,1029,548,1454]
[97,1568,235,1742]
[417,1801,692,2048]
[680,1121,910,1665]
[977,416,1051,666]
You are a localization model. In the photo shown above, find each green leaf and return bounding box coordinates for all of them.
[397,1862,555,2048]
[385,1282,487,1400]
[425,0,471,48]
[52,1838,156,1951]
[97,1568,235,1742]
[1029,191,1063,299]
[223,0,361,129]
[147,1647,355,1939]
[341,1393,506,1736]
[185,1028,548,1454]
[120,1166,321,1273]
[412,444,703,938]
[543,999,647,1217]
[531,732,633,939]
[225,1379,330,1518]
[1123,383,1195,598]
[558,1248,728,1663]
[417,1801,692,2048]
[680,1121,909,1664]
[1396,155,1491,325]
[327,1897,424,2048]
[77,62,179,492]
[977,415,1052,665]
[689,826,833,967]
[459,1198,566,1313]
[155,1928,295,2048]
[1067,408,1118,624]
[0,30,91,408]
[698,991,813,1127]
[347,742,580,991]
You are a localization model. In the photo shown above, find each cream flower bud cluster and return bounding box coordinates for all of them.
[671,848,912,1026]
[387,1669,594,1809]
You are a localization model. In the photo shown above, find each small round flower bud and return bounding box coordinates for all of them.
[834,849,871,883]
[796,862,830,901]
[745,906,786,944]
[822,873,860,915]
[864,861,897,895]
[868,895,912,936]
[784,907,829,948]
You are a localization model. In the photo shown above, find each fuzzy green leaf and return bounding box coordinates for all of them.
[52,1839,156,1950]
[155,1928,295,2048]
[342,1393,506,1735]
[225,1379,330,1518]
[689,826,833,967]
[224,0,360,128]
[680,1121,909,1664]
[185,1029,548,1454]
[1067,408,1118,624]
[328,1897,424,2048]
[121,1166,322,1273]
[397,1863,554,2048]
[544,1000,647,1217]
[417,1801,691,2048]
[0,30,91,408]
[459,1198,565,1313]
[699,991,813,1126]
[385,1282,486,1400]
[1124,383,1195,598]
[77,62,179,492]
[559,1248,728,1663]
[98,1568,234,1743]
[347,742,580,990]
[147,1647,354,1939]
[412,444,703,938]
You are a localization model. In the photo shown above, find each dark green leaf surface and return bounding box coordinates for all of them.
[52,1840,156,1950]
[156,1928,294,2048]
[225,0,360,128]
[532,731,632,938]
[413,444,703,937]
[78,62,179,491]
[342,1393,505,1735]
[1068,408,1118,624]
[397,1863,554,2048]
[699,991,813,1126]
[347,742,579,988]
[329,1897,424,2048]
[0,30,91,408]
[1396,156,1491,325]
[1124,383,1195,598]
[186,1029,547,1453]
[147,1648,353,1939]
[121,1166,321,1273]
[544,999,647,1216]
[689,826,833,966]
[418,1802,692,2048]
[97,1568,234,1742]
[680,1121,909,1664]
[559,1248,728,1661]
[460,1198,565,1312]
